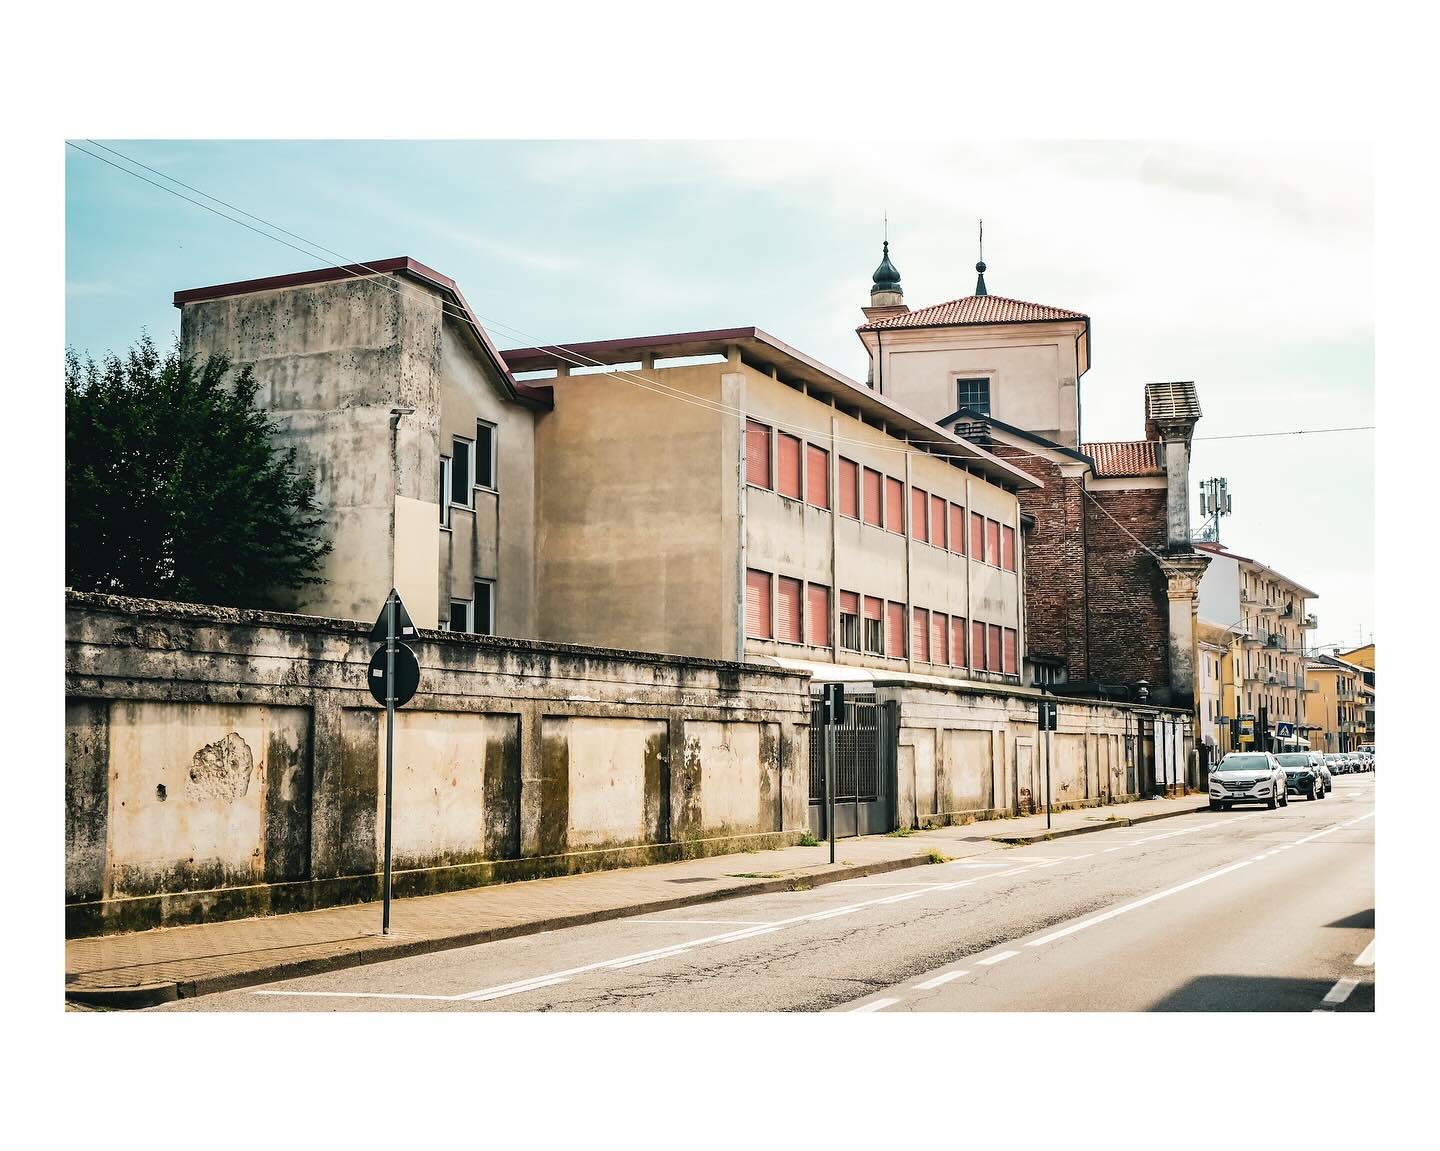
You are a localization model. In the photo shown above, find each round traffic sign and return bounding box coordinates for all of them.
[368,642,420,707]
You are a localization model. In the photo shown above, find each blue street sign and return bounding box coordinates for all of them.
[1277,722,1294,738]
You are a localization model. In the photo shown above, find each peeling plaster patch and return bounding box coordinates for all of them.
[187,733,254,801]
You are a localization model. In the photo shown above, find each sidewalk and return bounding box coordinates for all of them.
[66,791,1207,1008]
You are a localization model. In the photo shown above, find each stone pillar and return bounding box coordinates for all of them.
[1164,554,1210,708]
[1162,432,1192,549]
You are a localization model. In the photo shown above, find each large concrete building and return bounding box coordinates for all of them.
[1304,654,1365,754]
[852,244,1209,710]
[177,257,1035,685]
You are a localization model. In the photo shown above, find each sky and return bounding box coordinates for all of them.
[65,139,1374,651]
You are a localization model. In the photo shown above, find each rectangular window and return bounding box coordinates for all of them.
[885,477,904,534]
[931,611,949,665]
[745,569,772,639]
[451,437,473,506]
[970,511,985,560]
[776,433,802,500]
[863,595,884,654]
[956,377,991,416]
[806,445,830,510]
[1001,525,1016,572]
[745,420,772,489]
[807,584,831,647]
[473,580,494,636]
[913,608,929,662]
[949,503,965,555]
[886,602,906,657]
[911,487,928,542]
[439,457,452,526]
[862,468,883,527]
[930,494,947,549]
[475,421,496,490]
[972,620,987,670]
[839,590,860,651]
[448,600,470,632]
[986,519,1001,567]
[839,457,859,518]
[776,576,803,644]
[1003,628,1017,675]
[951,616,967,667]
[988,624,1003,673]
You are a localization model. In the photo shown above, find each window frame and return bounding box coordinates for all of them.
[451,435,475,508]
[838,457,860,520]
[776,432,803,501]
[439,456,453,528]
[473,579,495,637]
[745,568,773,640]
[745,419,773,491]
[775,575,804,645]
[448,598,471,633]
[474,420,497,492]
[806,444,831,511]
[956,376,991,417]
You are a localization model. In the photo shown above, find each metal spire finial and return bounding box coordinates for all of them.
[975,217,988,296]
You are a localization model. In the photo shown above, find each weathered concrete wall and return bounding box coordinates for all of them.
[65,591,810,937]
[881,679,1190,828]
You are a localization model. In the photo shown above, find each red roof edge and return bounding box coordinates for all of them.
[173,257,552,409]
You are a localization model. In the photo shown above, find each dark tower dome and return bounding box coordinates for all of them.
[871,241,902,295]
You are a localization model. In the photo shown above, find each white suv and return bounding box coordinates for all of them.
[1209,752,1288,811]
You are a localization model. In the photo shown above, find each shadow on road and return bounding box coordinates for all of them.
[1325,908,1374,930]
[1148,974,1371,1012]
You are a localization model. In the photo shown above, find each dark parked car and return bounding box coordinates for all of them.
[1276,753,1326,801]
[1310,752,1333,795]
[1209,752,1288,811]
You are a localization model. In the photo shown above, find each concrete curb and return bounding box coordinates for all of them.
[64,851,940,1010]
[989,802,1212,845]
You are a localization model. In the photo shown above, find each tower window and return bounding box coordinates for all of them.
[956,377,990,417]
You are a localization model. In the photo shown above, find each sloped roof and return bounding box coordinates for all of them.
[1083,439,1164,478]
[858,294,1088,331]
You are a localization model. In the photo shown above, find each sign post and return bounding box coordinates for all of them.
[368,589,419,935]
[822,683,845,864]
[1038,699,1058,830]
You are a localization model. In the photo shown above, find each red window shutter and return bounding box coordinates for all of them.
[840,590,859,617]
[886,602,906,657]
[745,421,771,489]
[839,458,858,518]
[807,584,830,647]
[986,519,1000,567]
[863,595,883,621]
[931,611,948,664]
[950,504,965,555]
[863,468,883,526]
[913,608,928,662]
[988,624,1002,672]
[886,477,904,534]
[776,433,802,499]
[806,445,830,510]
[745,569,771,638]
[1003,628,1017,675]
[930,495,947,548]
[951,616,966,666]
[970,511,984,559]
[972,620,987,670]
[1001,524,1016,572]
[776,576,803,643]
[911,488,927,541]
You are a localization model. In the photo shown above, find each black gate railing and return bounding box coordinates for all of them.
[809,692,881,803]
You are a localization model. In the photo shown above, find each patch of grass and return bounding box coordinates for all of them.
[926,850,952,864]
[728,871,783,880]
[797,833,819,847]
[885,827,915,837]
[789,880,812,892]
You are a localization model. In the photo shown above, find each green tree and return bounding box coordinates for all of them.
[66,335,330,607]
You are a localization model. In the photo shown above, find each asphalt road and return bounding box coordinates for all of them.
[157,774,1376,1013]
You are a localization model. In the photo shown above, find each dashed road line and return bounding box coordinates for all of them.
[849,997,901,1013]
[975,950,1020,966]
[1321,977,1360,1006]
[1355,941,1375,967]
[913,970,969,990]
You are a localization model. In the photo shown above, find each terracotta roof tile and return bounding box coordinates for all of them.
[1083,440,1164,478]
[859,294,1087,331]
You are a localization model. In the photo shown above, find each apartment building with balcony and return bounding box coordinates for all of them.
[1305,654,1365,753]
[1197,541,1318,748]
[176,257,1035,683]
[1337,644,1376,748]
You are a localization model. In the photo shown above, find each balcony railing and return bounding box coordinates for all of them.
[1300,613,1318,629]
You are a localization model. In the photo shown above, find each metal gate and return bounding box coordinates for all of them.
[808,691,896,838]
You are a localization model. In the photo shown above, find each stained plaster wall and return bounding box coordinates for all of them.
[65,592,809,937]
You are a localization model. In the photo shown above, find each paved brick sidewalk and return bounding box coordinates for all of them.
[66,791,1205,1007]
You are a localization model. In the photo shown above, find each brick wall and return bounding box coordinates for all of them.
[991,446,1091,681]
[1083,487,1171,692]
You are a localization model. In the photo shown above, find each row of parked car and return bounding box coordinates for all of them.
[1208,748,1373,810]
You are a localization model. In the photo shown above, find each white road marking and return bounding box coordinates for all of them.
[849,997,901,1013]
[947,862,1012,868]
[1321,977,1360,1006]
[631,918,778,926]
[610,951,689,969]
[913,970,969,990]
[464,975,572,1000]
[975,950,1020,966]
[1355,941,1375,967]
[253,989,458,1001]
